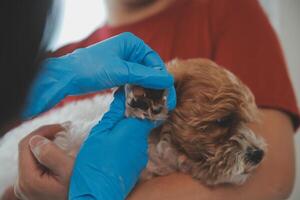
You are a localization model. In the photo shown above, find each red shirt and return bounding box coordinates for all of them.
[53,0,299,129]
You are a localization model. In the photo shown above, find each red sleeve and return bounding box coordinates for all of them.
[210,0,299,129]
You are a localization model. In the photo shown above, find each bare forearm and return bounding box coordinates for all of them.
[128,109,295,200]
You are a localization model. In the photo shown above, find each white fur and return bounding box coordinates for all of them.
[0,94,114,195]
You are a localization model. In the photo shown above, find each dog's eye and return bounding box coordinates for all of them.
[215,115,234,127]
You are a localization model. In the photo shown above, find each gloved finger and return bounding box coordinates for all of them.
[140,51,166,71]
[123,61,174,89]
[29,135,74,183]
[89,89,126,136]
[167,86,177,111]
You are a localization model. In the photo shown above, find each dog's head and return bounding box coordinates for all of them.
[160,58,266,185]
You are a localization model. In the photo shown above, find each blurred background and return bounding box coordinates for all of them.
[52,0,300,199]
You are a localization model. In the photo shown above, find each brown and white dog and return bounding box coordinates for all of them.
[0,58,266,196]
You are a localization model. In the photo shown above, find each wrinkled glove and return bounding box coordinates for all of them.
[69,88,175,200]
[22,32,174,119]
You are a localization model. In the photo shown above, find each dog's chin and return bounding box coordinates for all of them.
[195,162,258,186]
[218,162,264,185]
[214,173,250,186]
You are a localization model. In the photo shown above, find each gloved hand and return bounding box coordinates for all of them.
[22,32,174,119]
[69,87,176,200]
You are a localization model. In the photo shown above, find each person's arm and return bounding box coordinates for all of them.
[128,108,295,200]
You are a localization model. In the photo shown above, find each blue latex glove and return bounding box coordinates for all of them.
[22,32,174,119]
[69,88,176,200]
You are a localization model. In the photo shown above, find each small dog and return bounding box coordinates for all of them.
[0,58,266,196]
[126,58,266,185]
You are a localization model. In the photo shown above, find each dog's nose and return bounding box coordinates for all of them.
[246,148,264,164]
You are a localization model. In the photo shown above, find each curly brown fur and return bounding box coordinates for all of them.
[135,58,266,185]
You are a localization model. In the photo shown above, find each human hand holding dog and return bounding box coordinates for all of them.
[2,124,74,200]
